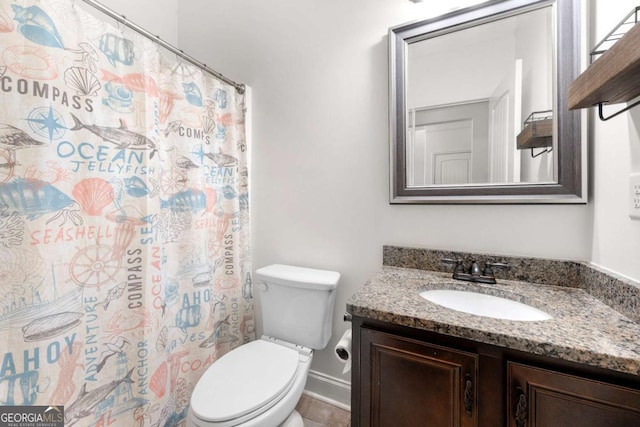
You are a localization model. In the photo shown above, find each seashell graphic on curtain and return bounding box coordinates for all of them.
[0,1,253,426]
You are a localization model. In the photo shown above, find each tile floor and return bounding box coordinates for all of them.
[295,393,351,427]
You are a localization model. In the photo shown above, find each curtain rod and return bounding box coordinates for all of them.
[80,0,245,94]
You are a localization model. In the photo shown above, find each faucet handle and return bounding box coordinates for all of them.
[483,262,509,277]
[442,258,465,274]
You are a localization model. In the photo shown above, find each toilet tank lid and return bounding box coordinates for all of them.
[255,264,340,290]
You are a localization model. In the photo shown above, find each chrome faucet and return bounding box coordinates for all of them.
[442,258,509,284]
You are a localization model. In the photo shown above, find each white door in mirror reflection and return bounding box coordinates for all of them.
[408,119,472,186]
[434,151,471,185]
[407,101,488,186]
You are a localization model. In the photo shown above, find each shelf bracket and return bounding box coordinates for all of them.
[598,99,640,121]
[531,146,552,158]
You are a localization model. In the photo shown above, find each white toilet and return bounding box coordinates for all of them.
[187,264,340,427]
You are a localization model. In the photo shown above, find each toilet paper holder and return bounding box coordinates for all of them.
[336,346,350,361]
[334,327,353,374]
[343,312,352,322]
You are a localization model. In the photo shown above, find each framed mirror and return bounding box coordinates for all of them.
[389,0,586,203]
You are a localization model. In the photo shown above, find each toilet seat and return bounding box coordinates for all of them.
[190,339,302,426]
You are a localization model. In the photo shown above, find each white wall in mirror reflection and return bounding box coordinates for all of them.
[406,6,555,186]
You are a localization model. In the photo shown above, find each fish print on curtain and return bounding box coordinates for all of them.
[0,0,254,425]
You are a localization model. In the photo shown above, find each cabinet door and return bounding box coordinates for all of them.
[360,328,478,427]
[508,362,640,427]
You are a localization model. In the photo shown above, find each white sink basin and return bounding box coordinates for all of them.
[419,289,552,321]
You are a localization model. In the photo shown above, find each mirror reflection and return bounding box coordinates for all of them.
[390,0,584,203]
[406,6,555,187]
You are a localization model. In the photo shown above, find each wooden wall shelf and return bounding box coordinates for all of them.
[569,10,640,111]
[517,116,552,150]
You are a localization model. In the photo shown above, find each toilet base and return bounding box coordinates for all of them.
[279,409,303,427]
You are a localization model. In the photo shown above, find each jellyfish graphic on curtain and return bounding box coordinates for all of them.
[0,1,254,426]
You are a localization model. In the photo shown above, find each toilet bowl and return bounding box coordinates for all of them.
[187,337,311,427]
[187,264,340,427]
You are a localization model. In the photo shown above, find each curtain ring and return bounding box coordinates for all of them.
[118,15,127,34]
[153,34,162,52]
[170,51,184,75]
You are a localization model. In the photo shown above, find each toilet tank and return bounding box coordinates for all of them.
[254,264,340,350]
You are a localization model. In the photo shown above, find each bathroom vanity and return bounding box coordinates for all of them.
[347,248,640,427]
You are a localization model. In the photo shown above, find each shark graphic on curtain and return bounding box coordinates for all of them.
[0,0,254,425]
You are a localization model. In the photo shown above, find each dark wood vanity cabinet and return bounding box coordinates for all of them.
[352,319,640,427]
[508,362,640,427]
[360,328,478,427]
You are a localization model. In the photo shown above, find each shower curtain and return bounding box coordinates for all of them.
[0,0,253,425]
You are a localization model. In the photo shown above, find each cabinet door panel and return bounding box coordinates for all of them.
[508,362,640,427]
[361,328,478,427]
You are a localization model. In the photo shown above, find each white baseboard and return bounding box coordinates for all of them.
[304,370,351,411]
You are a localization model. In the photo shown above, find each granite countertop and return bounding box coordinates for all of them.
[347,266,640,376]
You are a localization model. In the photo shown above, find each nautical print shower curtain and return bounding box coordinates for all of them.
[0,0,254,425]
